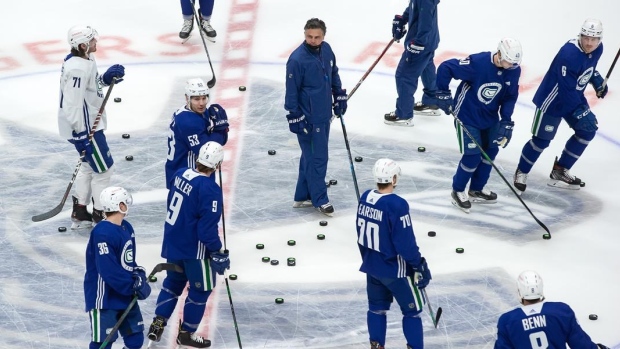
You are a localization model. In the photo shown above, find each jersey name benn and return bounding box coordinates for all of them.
[522,315,546,331]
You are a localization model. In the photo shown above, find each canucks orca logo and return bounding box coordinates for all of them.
[477,82,502,105]
[577,67,593,91]
[122,240,134,271]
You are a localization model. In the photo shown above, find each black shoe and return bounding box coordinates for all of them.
[148,316,167,342]
[468,189,498,204]
[317,203,334,217]
[384,111,414,126]
[71,196,92,230]
[413,102,441,116]
[514,168,528,193]
[451,190,471,213]
[547,156,581,189]
[179,18,194,39]
[177,329,211,348]
[92,209,105,224]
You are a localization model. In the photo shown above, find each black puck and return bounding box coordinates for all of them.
[317,234,325,240]
[325,181,331,188]
[239,86,247,91]
[287,240,296,246]
[354,156,363,162]
[428,231,436,237]
[229,274,238,280]
[580,182,586,187]
[270,259,279,266]
[268,150,276,155]
[148,275,158,282]
[319,221,327,227]
[542,234,551,240]
[418,146,426,152]
[262,256,270,263]
[58,226,67,232]
[589,314,598,320]
[287,257,296,266]
[256,243,265,249]
[114,97,121,103]
[125,155,133,161]
[329,179,337,185]
[122,133,130,139]
[456,247,464,254]
[275,297,284,304]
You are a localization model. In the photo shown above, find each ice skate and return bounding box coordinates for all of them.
[179,18,194,42]
[199,16,216,43]
[292,200,312,208]
[451,190,471,213]
[514,168,528,194]
[317,203,334,217]
[71,196,92,230]
[468,188,498,204]
[92,208,105,225]
[383,111,414,127]
[547,157,581,190]
[148,316,167,344]
[370,341,385,349]
[413,102,441,116]
[176,329,211,348]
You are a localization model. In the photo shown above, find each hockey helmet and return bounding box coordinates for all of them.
[497,38,522,69]
[185,78,210,97]
[197,141,224,169]
[67,25,98,49]
[100,186,133,214]
[580,18,603,38]
[373,158,401,185]
[517,270,544,301]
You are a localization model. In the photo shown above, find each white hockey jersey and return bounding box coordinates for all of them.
[57,54,107,139]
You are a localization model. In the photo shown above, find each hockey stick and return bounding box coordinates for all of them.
[347,38,395,100]
[450,112,551,239]
[338,114,361,201]
[421,288,442,329]
[218,167,243,348]
[601,46,620,90]
[190,0,216,88]
[32,79,118,222]
[98,263,184,349]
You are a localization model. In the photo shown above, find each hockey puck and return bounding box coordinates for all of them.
[229,274,238,280]
[256,243,265,249]
[329,179,338,185]
[542,234,551,240]
[262,256,270,263]
[114,97,121,103]
[270,259,279,266]
[325,181,331,188]
[287,257,296,266]
[580,182,586,187]
[418,146,426,152]
[275,298,284,304]
[317,234,325,240]
[122,133,130,139]
[125,155,134,161]
[456,247,464,254]
[589,314,598,320]
[428,231,436,237]
[58,226,67,232]
[268,150,276,155]
[148,275,158,282]
[239,86,247,91]
[287,240,296,246]
[319,221,328,227]
[354,156,363,162]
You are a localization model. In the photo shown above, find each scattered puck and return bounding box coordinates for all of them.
[58,226,67,232]
[125,155,134,161]
[287,257,296,266]
[256,243,265,249]
[589,314,598,320]
[268,150,276,155]
[354,156,363,162]
[148,275,158,282]
[114,97,121,103]
[542,234,551,240]
[329,179,338,185]
[122,134,130,139]
[319,221,328,226]
[275,298,284,304]
[270,259,279,266]
[580,182,586,187]
[325,181,331,188]
[456,247,465,254]
[239,86,247,91]
[229,274,238,280]
[262,256,270,263]
[317,234,325,240]
[287,240,296,246]
[428,231,436,237]
[418,146,426,152]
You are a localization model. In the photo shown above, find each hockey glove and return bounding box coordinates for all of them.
[210,250,230,275]
[412,257,432,289]
[286,112,309,135]
[332,89,348,116]
[392,15,407,40]
[70,130,93,158]
[494,119,515,148]
[405,41,424,63]
[435,90,453,114]
[568,105,598,132]
[132,266,152,300]
[207,103,230,133]
[590,70,608,98]
[101,64,125,85]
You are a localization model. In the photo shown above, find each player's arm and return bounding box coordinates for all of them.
[284,58,303,115]
[60,69,88,134]
[196,185,224,253]
[499,70,520,121]
[436,57,476,91]
[330,51,343,93]
[493,315,514,349]
[391,201,422,266]
[412,0,436,47]
[554,50,588,112]
[179,115,211,160]
[93,231,135,296]
[563,304,600,348]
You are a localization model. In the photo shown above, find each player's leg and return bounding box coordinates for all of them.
[88,309,119,349]
[294,132,312,206]
[417,52,440,116]
[198,0,216,38]
[149,260,187,342]
[119,304,145,349]
[451,123,482,212]
[307,122,333,215]
[366,274,393,349]
[177,259,215,347]
[72,163,93,229]
[385,276,425,349]
[469,124,500,203]
[390,53,427,122]
[88,131,115,223]
[179,0,195,39]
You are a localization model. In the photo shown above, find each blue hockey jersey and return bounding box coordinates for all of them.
[401,0,440,51]
[437,52,521,129]
[164,106,228,188]
[285,41,343,124]
[495,301,599,349]
[84,220,138,311]
[162,167,223,260]
[533,39,603,117]
[357,189,422,278]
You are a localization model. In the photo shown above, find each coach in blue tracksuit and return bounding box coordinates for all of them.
[284,17,347,217]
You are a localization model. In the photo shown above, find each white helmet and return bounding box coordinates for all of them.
[185,78,209,97]
[67,25,98,49]
[197,141,224,169]
[100,186,133,215]
[517,270,544,301]
[580,18,603,38]
[373,158,401,185]
[497,38,522,68]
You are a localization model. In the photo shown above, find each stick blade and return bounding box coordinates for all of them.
[207,77,216,88]
[150,262,183,277]
[31,204,64,222]
[434,307,443,328]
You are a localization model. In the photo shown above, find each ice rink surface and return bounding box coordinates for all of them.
[1,0,620,348]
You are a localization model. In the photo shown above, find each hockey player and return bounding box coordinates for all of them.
[435,38,522,213]
[178,0,217,40]
[165,78,229,188]
[59,25,125,229]
[149,142,230,348]
[285,18,348,216]
[494,270,610,349]
[84,186,151,349]
[513,19,607,194]
[357,159,431,349]
[384,0,440,126]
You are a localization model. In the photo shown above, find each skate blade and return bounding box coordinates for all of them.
[546,180,580,190]
[470,198,497,204]
[451,201,470,213]
[414,110,441,116]
[70,221,92,230]
[384,119,414,127]
[146,339,156,348]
